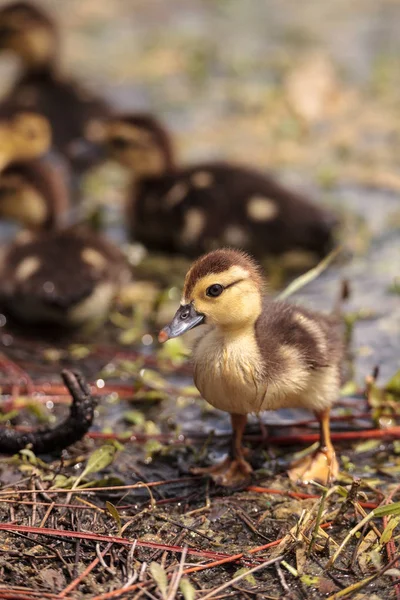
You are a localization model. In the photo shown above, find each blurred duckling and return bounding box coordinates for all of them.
[159,248,343,486]
[106,114,338,260]
[0,109,51,168]
[0,226,130,327]
[0,111,69,229]
[0,1,110,171]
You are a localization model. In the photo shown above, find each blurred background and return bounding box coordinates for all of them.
[2,0,400,191]
[0,0,398,379]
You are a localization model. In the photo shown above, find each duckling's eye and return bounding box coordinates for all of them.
[109,136,134,150]
[206,284,224,298]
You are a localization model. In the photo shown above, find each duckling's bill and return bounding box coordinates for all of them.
[158,303,204,342]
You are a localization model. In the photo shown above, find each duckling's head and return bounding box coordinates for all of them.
[106,114,175,176]
[0,111,51,168]
[0,1,57,67]
[159,249,264,340]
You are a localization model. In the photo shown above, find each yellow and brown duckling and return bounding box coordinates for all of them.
[106,114,338,260]
[0,1,110,171]
[0,109,51,169]
[159,248,343,486]
[0,111,69,229]
[0,226,130,327]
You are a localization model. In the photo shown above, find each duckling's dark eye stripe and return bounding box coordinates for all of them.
[224,278,244,289]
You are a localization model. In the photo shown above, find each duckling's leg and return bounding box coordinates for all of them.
[287,408,339,485]
[192,413,253,486]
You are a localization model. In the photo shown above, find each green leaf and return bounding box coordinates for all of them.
[72,445,117,490]
[19,449,37,465]
[301,575,320,586]
[374,501,400,518]
[149,562,168,599]
[123,410,145,426]
[106,501,122,536]
[180,578,196,600]
[234,567,257,585]
[380,515,400,545]
[49,474,77,489]
[0,410,19,423]
[340,381,358,397]
[354,439,380,454]
[386,370,400,396]
[139,369,169,390]
[68,344,92,360]
[83,445,116,477]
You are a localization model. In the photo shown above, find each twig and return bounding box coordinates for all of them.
[277,247,341,300]
[308,486,328,555]
[59,542,113,598]
[0,370,96,454]
[197,555,284,599]
[166,546,188,600]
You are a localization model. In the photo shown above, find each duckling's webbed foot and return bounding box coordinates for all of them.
[288,446,338,485]
[192,455,253,487]
[192,413,252,486]
[287,408,339,485]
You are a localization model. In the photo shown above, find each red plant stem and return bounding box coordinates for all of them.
[0,524,235,562]
[0,595,60,600]
[2,425,397,447]
[261,427,400,445]
[0,591,59,599]
[85,426,400,446]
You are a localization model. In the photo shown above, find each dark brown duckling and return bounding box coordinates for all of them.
[105,114,338,260]
[0,226,130,327]
[159,248,343,486]
[0,1,111,171]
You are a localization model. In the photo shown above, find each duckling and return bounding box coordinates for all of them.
[0,226,130,327]
[0,111,69,229]
[0,1,110,171]
[159,248,343,486]
[0,109,52,169]
[106,114,337,260]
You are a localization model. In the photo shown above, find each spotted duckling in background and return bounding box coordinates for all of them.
[159,249,343,486]
[0,226,130,327]
[106,114,338,260]
[0,111,69,229]
[0,1,110,171]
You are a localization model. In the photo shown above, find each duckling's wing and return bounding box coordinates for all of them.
[255,299,343,372]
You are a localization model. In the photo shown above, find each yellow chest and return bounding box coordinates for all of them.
[193,328,267,415]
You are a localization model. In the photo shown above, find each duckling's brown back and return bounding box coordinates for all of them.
[133,162,336,259]
[0,227,129,316]
[254,298,343,378]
